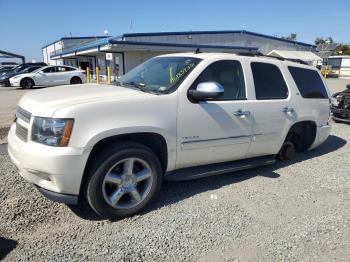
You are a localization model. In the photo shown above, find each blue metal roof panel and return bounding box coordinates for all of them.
[123,30,316,48]
[42,36,109,49]
[109,39,259,51]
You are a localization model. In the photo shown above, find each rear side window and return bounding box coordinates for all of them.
[288,66,328,99]
[57,66,74,72]
[251,62,288,100]
[42,67,55,73]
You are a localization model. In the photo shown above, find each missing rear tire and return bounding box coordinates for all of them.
[278,141,296,161]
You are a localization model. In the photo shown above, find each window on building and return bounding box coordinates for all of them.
[288,66,328,99]
[251,62,288,99]
[190,60,246,100]
[327,58,342,70]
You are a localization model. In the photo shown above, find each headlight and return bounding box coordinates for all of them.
[12,75,21,79]
[31,117,74,146]
[331,96,339,107]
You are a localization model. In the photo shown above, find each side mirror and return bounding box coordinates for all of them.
[346,84,350,90]
[188,82,224,100]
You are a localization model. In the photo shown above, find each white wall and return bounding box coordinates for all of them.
[124,51,172,72]
[42,40,64,65]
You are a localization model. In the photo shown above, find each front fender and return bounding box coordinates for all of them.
[84,126,176,171]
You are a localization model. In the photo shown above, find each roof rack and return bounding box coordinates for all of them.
[236,51,308,65]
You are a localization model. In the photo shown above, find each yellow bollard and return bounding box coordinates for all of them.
[107,66,111,84]
[86,67,90,82]
[96,66,100,84]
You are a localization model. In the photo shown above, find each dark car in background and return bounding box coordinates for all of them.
[0,65,44,86]
[0,62,47,76]
[331,85,350,123]
[0,65,16,72]
[0,62,18,72]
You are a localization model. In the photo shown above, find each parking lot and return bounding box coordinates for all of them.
[0,78,349,261]
[0,120,349,261]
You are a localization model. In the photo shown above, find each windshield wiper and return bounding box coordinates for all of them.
[124,81,145,89]
[115,81,160,95]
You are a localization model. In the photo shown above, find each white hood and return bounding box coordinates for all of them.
[18,84,148,117]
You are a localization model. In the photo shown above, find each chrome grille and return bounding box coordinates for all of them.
[16,123,28,142]
[16,107,32,123]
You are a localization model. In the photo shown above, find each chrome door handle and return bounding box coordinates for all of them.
[282,106,294,113]
[233,109,251,117]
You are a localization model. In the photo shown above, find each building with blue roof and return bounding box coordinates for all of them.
[42,30,316,81]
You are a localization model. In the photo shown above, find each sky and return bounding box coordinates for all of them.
[0,0,349,61]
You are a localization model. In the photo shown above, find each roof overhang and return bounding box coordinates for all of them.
[50,39,259,59]
[108,40,258,53]
[267,50,322,62]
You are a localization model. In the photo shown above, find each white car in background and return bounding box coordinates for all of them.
[9,65,86,89]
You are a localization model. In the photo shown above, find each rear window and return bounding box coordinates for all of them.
[251,62,288,100]
[288,67,328,99]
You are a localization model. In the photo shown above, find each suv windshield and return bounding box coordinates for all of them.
[115,56,201,94]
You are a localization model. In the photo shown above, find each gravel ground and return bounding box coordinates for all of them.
[0,122,350,261]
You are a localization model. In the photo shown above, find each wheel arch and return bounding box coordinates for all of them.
[283,120,317,151]
[79,132,169,197]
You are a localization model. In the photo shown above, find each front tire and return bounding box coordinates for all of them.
[86,142,163,219]
[20,78,34,89]
[70,76,82,85]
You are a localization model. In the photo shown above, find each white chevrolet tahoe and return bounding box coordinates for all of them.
[8,53,331,219]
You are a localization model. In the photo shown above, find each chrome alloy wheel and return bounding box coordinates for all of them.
[102,157,153,209]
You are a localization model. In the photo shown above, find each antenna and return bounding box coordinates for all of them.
[129,18,133,32]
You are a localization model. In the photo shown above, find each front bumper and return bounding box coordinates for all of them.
[0,79,10,86]
[9,78,20,87]
[7,123,91,200]
[35,185,78,204]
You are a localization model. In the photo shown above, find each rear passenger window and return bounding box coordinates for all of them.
[57,66,74,72]
[288,66,328,99]
[42,67,55,73]
[251,62,288,100]
[191,60,246,100]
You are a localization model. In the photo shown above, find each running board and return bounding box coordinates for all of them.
[165,155,276,181]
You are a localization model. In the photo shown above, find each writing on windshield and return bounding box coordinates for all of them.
[117,57,201,94]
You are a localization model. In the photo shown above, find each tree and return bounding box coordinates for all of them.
[315,37,326,45]
[282,33,297,41]
[335,44,350,55]
[327,37,334,43]
[315,36,334,45]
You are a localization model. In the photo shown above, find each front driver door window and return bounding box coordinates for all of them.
[34,66,55,85]
[176,60,253,168]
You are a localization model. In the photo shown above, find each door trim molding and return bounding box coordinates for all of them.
[181,135,252,151]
